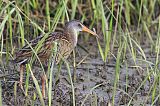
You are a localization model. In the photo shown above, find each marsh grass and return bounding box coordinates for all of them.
[0,0,160,105]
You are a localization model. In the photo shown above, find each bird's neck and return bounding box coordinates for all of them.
[65,27,78,47]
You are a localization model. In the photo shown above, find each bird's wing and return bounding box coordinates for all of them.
[14,32,64,64]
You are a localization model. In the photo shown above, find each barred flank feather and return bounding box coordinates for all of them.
[14,32,72,65]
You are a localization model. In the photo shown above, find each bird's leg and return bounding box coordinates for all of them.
[41,73,47,98]
[19,64,24,90]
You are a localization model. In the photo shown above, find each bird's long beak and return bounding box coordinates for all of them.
[82,25,99,38]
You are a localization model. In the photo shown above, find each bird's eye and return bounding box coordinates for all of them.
[78,24,82,28]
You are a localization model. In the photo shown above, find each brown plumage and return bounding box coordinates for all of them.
[14,32,69,64]
[14,20,98,98]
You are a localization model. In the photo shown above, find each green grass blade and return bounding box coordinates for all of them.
[81,83,103,106]
[96,38,104,61]
[62,58,75,106]
[112,42,123,105]
[125,0,131,25]
[46,0,50,30]
[48,42,58,106]
[71,0,78,19]
[28,64,45,106]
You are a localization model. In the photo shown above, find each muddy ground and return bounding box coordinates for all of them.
[0,36,158,106]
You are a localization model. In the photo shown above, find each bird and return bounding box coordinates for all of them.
[14,20,98,98]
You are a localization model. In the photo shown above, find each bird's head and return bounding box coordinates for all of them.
[65,20,98,38]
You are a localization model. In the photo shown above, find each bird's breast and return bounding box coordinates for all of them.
[55,38,74,64]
